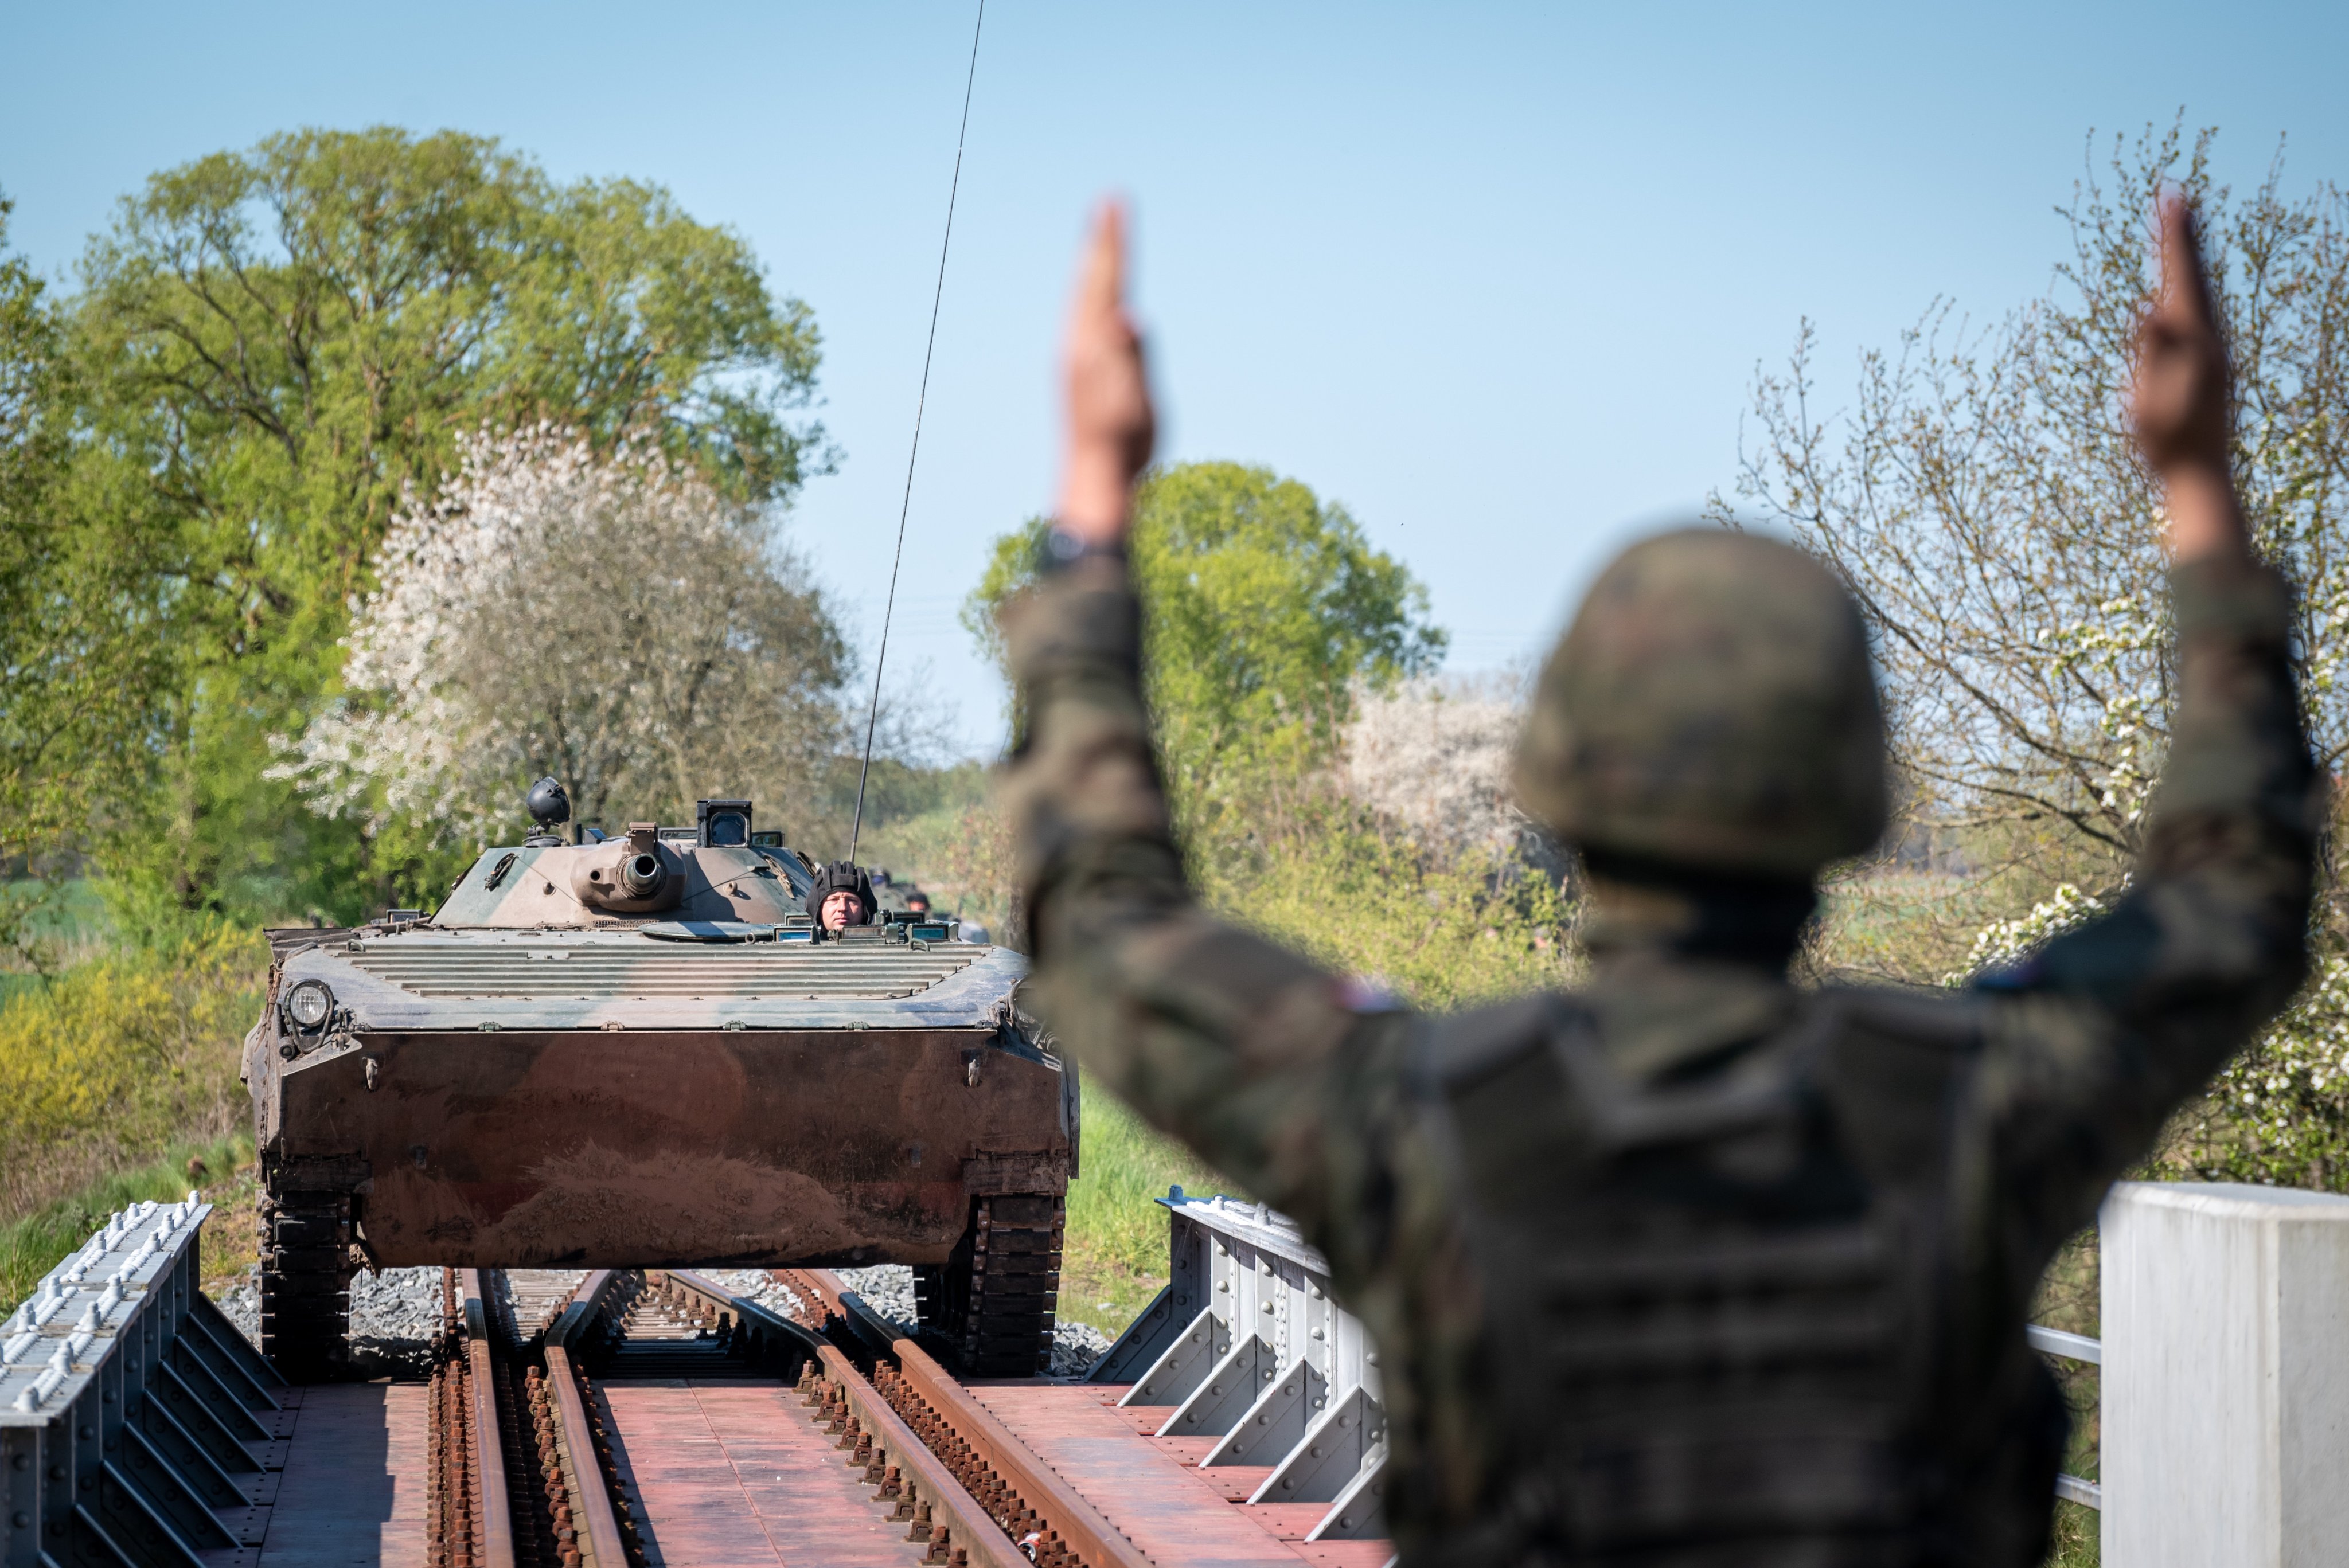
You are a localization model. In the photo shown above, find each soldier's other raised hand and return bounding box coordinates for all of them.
[2133,196,2246,562]
[1058,202,1155,548]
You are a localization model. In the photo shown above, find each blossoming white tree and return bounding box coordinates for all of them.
[1721,128,2349,858]
[1729,127,2349,1185]
[1340,672,1528,857]
[273,426,846,850]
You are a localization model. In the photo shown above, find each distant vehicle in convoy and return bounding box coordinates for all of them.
[243,784,1071,1381]
[869,868,935,917]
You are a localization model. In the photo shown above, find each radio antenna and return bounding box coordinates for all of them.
[848,0,985,864]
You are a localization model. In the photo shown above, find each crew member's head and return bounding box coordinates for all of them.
[806,861,877,931]
[1514,528,1886,891]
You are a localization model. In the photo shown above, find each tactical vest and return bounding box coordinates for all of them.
[1415,992,2064,1567]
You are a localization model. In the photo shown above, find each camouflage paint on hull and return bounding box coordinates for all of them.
[276,1027,1070,1269]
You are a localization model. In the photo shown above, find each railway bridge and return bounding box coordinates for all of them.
[1,1191,1392,1568]
[16,1180,2349,1567]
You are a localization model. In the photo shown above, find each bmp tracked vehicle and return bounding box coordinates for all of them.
[242,790,1071,1380]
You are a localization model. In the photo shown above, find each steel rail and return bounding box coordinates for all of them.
[456,1269,518,1568]
[541,1269,629,1568]
[648,1268,829,1364]
[881,1335,1153,1568]
[836,1285,920,1360]
[813,1344,1028,1568]
[771,1266,849,1325]
[763,1266,1143,1566]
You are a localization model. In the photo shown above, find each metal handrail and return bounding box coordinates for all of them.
[2028,1324,2101,1365]
[2027,1323,2103,1511]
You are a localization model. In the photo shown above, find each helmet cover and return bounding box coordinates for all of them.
[1513,528,1887,878]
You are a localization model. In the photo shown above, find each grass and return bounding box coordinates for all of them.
[1058,1082,1230,1338]
[1197,797,1574,1012]
[2031,1230,2102,1567]
[0,877,119,1005]
[2047,1501,2100,1566]
[0,1131,259,1308]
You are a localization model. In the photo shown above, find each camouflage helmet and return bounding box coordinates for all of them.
[1513,527,1887,878]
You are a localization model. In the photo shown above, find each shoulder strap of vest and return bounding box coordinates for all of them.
[1411,991,1583,1097]
[1548,998,1846,1156]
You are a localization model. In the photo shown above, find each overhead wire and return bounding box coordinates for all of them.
[848,0,986,864]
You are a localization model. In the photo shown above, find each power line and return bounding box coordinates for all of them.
[849,0,986,864]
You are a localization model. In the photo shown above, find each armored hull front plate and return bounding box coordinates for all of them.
[273,1025,1064,1269]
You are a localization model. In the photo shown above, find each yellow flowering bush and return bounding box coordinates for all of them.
[0,926,264,1219]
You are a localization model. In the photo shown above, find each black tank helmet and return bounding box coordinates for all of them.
[805,861,877,925]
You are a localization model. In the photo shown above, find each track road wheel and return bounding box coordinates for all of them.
[912,1264,949,1330]
[259,1189,353,1382]
[948,1194,1063,1377]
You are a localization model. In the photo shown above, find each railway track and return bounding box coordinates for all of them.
[412,1263,1390,1568]
[3,1195,1391,1568]
[426,1265,1134,1568]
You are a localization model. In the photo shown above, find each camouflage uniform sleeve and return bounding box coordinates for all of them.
[1972,554,2320,1260]
[997,560,1419,1273]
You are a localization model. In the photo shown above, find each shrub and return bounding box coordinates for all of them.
[0,925,263,1222]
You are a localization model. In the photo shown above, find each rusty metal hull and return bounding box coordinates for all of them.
[278,1029,1070,1269]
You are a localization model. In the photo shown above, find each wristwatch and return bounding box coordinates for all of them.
[1039,524,1127,574]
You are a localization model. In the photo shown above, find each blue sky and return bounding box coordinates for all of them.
[5,2,2344,756]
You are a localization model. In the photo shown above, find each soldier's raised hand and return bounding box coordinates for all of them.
[1058,202,1155,546]
[2133,197,2245,561]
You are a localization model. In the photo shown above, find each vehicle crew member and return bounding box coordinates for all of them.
[807,861,877,931]
[997,202,2317,1565]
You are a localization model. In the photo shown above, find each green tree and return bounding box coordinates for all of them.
[965,461,1444,817]
[0,195,74,874]
[57,127,830,929]
[0,195,171,960]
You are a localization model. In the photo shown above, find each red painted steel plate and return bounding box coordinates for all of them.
[255,1383,428,1567]
[966,1383,1340,1568]
[597,1379,923,1566]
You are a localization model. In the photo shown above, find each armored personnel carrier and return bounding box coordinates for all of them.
[242,788,1072,1380]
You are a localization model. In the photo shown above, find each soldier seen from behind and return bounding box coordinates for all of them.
[997,201,2316,1565]
[806,861,876,931]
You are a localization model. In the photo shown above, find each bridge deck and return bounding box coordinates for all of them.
[254,1383,428,1568]
[597,1377,926,1567]
[967,1382,1389,1568]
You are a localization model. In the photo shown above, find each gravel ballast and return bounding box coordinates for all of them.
[209,1262,1118,1379]
[830,1264,1113,1377]
[213,1264,443,1379]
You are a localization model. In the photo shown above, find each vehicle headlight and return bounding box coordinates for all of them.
[285,979,335,1033]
